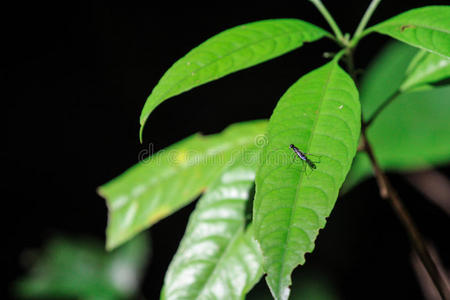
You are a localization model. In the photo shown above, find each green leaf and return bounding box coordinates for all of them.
[139,19,329,139]
[162,151,263,299]
[344,86,450,191]
[254,59,360,300]
[368,6,450,58]
[14,234,150,300]
[98,120,267,250]
[400,50,450,91]
[359,41,418,120]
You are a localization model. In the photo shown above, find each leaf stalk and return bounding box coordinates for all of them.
[352,0,382,43]
[309,0,345,44]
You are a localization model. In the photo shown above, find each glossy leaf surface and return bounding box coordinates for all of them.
[139,19,329,138]
[369,6,450,58]
[99,120,267,250]
[162,151,262,299]
[401,50,450,91]
[254,59,360,300]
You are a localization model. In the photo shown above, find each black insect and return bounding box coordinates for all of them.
[289,144,317,170]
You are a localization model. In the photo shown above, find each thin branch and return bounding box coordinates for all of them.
[353,0,382,40]
[309,0,344,43]
[365,90,400,127]
[343,41,450,299]
[361,132,450,300]
[411,243,450,300]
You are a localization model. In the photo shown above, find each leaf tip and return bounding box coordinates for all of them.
[96,186,105,198]
[139,124,145,144]
[105,238,117,252]
[266,274,291,300]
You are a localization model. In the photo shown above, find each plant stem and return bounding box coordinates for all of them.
[353,0,382,41]
[365,90,400,127]
[344,44,450,299]
[309,0,344,43]
[360,132,450,300]
[345,48,357,82]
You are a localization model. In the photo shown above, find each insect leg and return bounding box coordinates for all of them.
[304,153,321,164]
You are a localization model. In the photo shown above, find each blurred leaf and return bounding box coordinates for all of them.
[344,37,450,192]
[342,152,372,193]
[139,19,329,138]
[368,6,450,58]
[359,41,418,120]
[401,50,450,91]
[344,86,450,191]
[99,120,267,250]
[15,233,150,300]
[404,84,434,93]
[405,49,430,74]
[288,277,339,300]
[253,59,360,300]
[162,150,262,299]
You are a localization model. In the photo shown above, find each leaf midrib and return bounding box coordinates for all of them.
[109,136,256,212]
[274,62,336,297]
[195,226,244,299]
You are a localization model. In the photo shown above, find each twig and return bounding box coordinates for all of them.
[361,131,450,300]
[411,243,450,300]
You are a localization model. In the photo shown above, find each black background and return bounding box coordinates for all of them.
[4,1,449,299]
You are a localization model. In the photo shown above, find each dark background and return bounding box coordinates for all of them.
[4,1,449,299]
